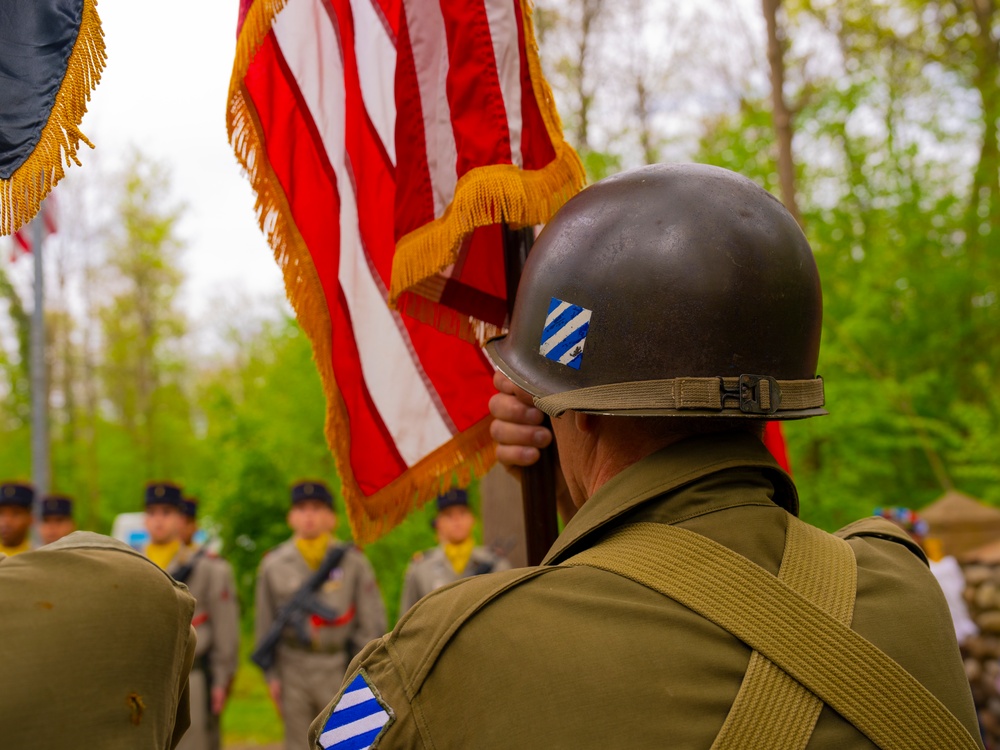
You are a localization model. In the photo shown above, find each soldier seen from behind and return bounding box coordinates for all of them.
[254,480,386,750]
[0,481,34,556]
[143,482,240,750]
[39,494,76,545]
[400,488,510,613]
[309,164,982,749]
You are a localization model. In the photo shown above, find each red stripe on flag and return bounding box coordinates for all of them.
[441,0,513,179]
[401,316,496,431]
[763,422,792,474]
[13,229,30,253]
[513,0,556,170]
[393,11,436,241]
[245,33,409,486]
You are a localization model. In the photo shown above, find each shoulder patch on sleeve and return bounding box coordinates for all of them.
[318,670,394,749]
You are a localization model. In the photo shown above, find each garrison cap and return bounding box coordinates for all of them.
[180,497,198,519]
[145,481,182,509]
[40,495,73,519]
[291,480,334,508]
[436,488,469,513]
[0,482,34,509]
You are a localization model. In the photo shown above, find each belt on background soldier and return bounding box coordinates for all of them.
[280,637,343,655]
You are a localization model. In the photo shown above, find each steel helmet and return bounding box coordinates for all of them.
[485,163,825,419]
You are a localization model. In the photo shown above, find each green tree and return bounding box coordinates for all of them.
[98,150,190,498]
[697,0,1000,529]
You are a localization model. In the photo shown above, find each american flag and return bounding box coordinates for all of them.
[10,195,57,262]
[228,0,584,541]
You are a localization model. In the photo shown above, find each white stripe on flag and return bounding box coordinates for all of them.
[401,0,458,219]
[485,0,522,167]
[319,710,390,748]
[539,310,590,356]
[544,300,571,328]
[334,685,376,712]
[350,0,397,166]
[275,0,453,465]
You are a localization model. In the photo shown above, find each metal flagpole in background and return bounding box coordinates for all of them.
[31,200,50,512]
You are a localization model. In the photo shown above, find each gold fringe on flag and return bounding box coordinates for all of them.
[227,0,498,544]
[0,0,107,236]
[387,0,586,312]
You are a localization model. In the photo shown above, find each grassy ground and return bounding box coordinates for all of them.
[221,658,283,746]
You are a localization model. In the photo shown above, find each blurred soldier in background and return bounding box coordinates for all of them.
[177,496,241,750]
[39,494,76,545]
[400,488,510,613]
[1,531,196,748]
[143,483,241,750]
[0,481,34,556]
[255,480,386,750]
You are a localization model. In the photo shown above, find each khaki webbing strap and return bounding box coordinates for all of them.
[711,516,857,750]
[534,376,824,417]
[564,522,981,750]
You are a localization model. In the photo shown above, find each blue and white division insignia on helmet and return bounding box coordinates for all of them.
[540,297,592,370]
[319,671,393,749]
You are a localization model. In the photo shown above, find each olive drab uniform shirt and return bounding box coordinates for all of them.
[255,540,387,680]
[0,532,196,749]
[400,544,511,612]
[310,433,982,750]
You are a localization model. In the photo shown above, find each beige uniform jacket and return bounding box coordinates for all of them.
[168,546,241,691]
[255,540,387,682]
[1,532,196,749]
[310,433,981,749]
[399,545,511,613]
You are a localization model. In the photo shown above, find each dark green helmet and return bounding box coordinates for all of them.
[485,163,826,419]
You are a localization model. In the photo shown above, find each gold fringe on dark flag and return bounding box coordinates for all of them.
[0,0,107,236]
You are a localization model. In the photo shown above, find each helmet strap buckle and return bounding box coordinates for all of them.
[720,375,783,415]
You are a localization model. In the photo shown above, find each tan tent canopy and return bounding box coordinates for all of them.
[920,491,1000,559]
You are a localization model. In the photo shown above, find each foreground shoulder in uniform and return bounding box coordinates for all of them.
[0,531,196,749]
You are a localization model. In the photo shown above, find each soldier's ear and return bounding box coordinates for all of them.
[574,411,597,434]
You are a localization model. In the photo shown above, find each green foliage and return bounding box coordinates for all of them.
[580,149,622,183]
[220,641,282,744]
[694,0,1000,531]
[99,150,189,479]
[216,450,290,622]
[0,265,29,427]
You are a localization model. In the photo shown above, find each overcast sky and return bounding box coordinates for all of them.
[77,0,286,316]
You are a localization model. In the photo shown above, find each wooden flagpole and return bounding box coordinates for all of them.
[502,223,559,566]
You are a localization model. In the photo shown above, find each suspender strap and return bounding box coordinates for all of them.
[711,515,857,750]
[564,521,981,750]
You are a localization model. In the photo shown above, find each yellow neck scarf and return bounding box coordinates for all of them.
[146,540,180,571]
[0,539,31,556]
[295,533,332,571]
[443,536,475,575]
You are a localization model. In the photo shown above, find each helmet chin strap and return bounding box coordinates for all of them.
[534,375,825,419]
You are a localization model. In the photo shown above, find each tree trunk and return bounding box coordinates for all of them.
[762,0,803,226]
